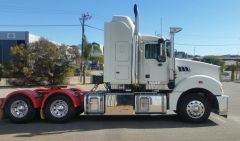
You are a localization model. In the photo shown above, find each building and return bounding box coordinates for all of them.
[0,31,29,64]
[220,55,240,81]
[0,31,60,64]
[220,55,240,61]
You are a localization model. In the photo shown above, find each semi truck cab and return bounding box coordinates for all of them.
[100,5,228,122]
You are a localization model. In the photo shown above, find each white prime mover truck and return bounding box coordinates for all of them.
[0,4,228,123]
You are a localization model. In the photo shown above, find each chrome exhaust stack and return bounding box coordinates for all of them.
[132,4,140,84]
[169,27,182,88]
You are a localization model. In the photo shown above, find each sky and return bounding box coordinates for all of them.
[0,0,240,56]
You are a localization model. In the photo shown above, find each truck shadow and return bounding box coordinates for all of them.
[0,114,218,137]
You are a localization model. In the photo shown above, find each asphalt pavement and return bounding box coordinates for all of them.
[0,82,239,141]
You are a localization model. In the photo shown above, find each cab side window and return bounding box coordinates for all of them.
[145,44,160,59]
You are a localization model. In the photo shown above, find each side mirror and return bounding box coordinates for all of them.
[157,38,166,62]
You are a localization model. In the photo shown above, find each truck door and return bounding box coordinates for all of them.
[143,42,169,87]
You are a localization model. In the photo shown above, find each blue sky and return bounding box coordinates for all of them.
[0,0,240,55]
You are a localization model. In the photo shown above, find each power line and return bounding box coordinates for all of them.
[0,24,104,31]
[179,34,240,39]
[0,24,80,27]
[0,4,83,15]
[176,43,240,46]
[3,24,237,45]
[85,25,104,31]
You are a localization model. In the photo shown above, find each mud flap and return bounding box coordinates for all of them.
[40,109,45,119]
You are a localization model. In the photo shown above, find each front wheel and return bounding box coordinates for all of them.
[178,94,211,123]
[44,95,76,123]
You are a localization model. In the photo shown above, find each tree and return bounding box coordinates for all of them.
[202,56,225,71]
[175,51,188,58]
[67,45,82,76]
[89,42,103,64]
[2,37,102,86]
[226,65,236,81]
[68,45,81,64]
[3,39,75,85]
[81,36,102,84]
[91,42,102,54]
[4,43,34,85]
[31,39,74,85]
[83,43,93,61]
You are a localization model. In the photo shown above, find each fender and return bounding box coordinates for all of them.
[169,75,223,110]
[69,87,87,93]
[1,90,42,109]
[68,87,86,105]
[41,89,82,109]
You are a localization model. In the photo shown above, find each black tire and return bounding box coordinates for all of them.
[4,95,36,123]
[44,95,76,123]
[178,94,211,123]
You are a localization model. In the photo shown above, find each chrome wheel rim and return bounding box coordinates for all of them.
[50,100,68,118]
[186,100,205,119]
[10,100,29,118]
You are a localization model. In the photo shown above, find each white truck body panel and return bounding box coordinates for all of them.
[169,59,223,110]
[169,75,223,110]
[104,16,134,84]
[175,58,221,82]
[139,35,169,86]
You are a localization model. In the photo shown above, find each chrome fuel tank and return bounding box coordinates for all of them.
[105,93,134,115]
[84,92,105,114]
[135,93,166,114]
[84,92,167,115]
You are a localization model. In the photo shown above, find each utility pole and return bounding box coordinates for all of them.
[79,13,92,84]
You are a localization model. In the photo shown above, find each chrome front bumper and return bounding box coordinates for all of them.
[216,95,229,117]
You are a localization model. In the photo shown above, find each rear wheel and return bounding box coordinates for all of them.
[4,95,36,123]
[44,95,76,123]
[178,94,211,123]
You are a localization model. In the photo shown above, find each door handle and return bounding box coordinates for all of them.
[145,74,150,78]
[158,63,162,66]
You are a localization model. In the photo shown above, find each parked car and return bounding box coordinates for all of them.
[90,61,100,70]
